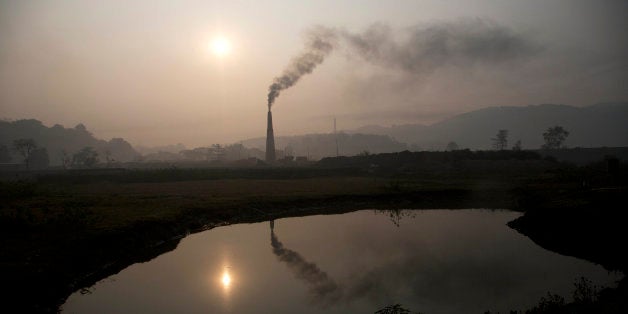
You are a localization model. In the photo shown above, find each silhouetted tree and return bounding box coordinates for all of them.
[104,150,114,167]
[0,144,11,163]
[542,126,569,149]
[12,138,37,169]
[61,149,71,169]
[446,141,459,151]
[512,140,522,151]
[106,138,137,161]
[491,130,508,150]
[74,123,88,133]
[72,147,99,167]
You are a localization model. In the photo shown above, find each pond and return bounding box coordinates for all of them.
[62,209,620,313]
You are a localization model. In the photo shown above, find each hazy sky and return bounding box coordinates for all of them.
[1,0,627,147]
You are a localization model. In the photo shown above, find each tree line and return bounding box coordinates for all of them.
[446,126,570,151]
[490,126,569,151]
[1,138,107,170]
[0,125,574,169]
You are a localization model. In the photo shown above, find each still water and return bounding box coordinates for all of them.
[63,210,620,313]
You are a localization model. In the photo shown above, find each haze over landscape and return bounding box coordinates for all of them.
[3,2,628,313]
[2,0,627,147]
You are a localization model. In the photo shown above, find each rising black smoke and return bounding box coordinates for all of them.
[270,223,343,304]
[266,19,538,107]
[267,27,337,108]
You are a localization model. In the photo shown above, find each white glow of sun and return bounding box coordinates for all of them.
[221,271,232,287]
[210,37,231,57]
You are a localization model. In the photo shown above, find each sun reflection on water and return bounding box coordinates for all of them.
[215,266,235,311]
[219,266,235,297]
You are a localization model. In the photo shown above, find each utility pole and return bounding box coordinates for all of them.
[334,117,339,157]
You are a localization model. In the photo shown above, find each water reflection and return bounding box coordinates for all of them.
[63,210,621,314]
[270,220,343,305]
[374,209,416,227]
[268,212,621,312]
[218,265,234,312]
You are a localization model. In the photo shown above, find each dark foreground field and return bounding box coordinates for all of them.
[1,151,627,313]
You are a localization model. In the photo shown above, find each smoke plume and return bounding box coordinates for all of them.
[342,19,538,74]
[267,27,337,108]
[270,228,343,304]
[266,19,537,107]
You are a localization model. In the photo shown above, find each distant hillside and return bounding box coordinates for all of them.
[0,119,138,165]
[240,133,407,160]
[135,143,187,155]
[353,103,628,150]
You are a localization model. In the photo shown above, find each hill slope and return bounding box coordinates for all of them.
[0,119,138,165]
[354,103,628,150]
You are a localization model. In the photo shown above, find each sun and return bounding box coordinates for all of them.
[221,271,232,287]
[210,37,232,57]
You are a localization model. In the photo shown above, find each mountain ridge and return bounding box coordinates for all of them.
[352,102,628,150]
[0,119,138,165]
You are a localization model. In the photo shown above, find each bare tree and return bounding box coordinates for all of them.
[12,138,37,169]
[61,149,71,169]
[542,126,569,149]
[512,140,522,151]
[491,130,509,150]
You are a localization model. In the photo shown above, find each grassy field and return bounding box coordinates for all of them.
[4,177,383,229]
[2,165,534,232]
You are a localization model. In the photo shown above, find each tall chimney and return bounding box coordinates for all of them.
[266,109,276,163]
